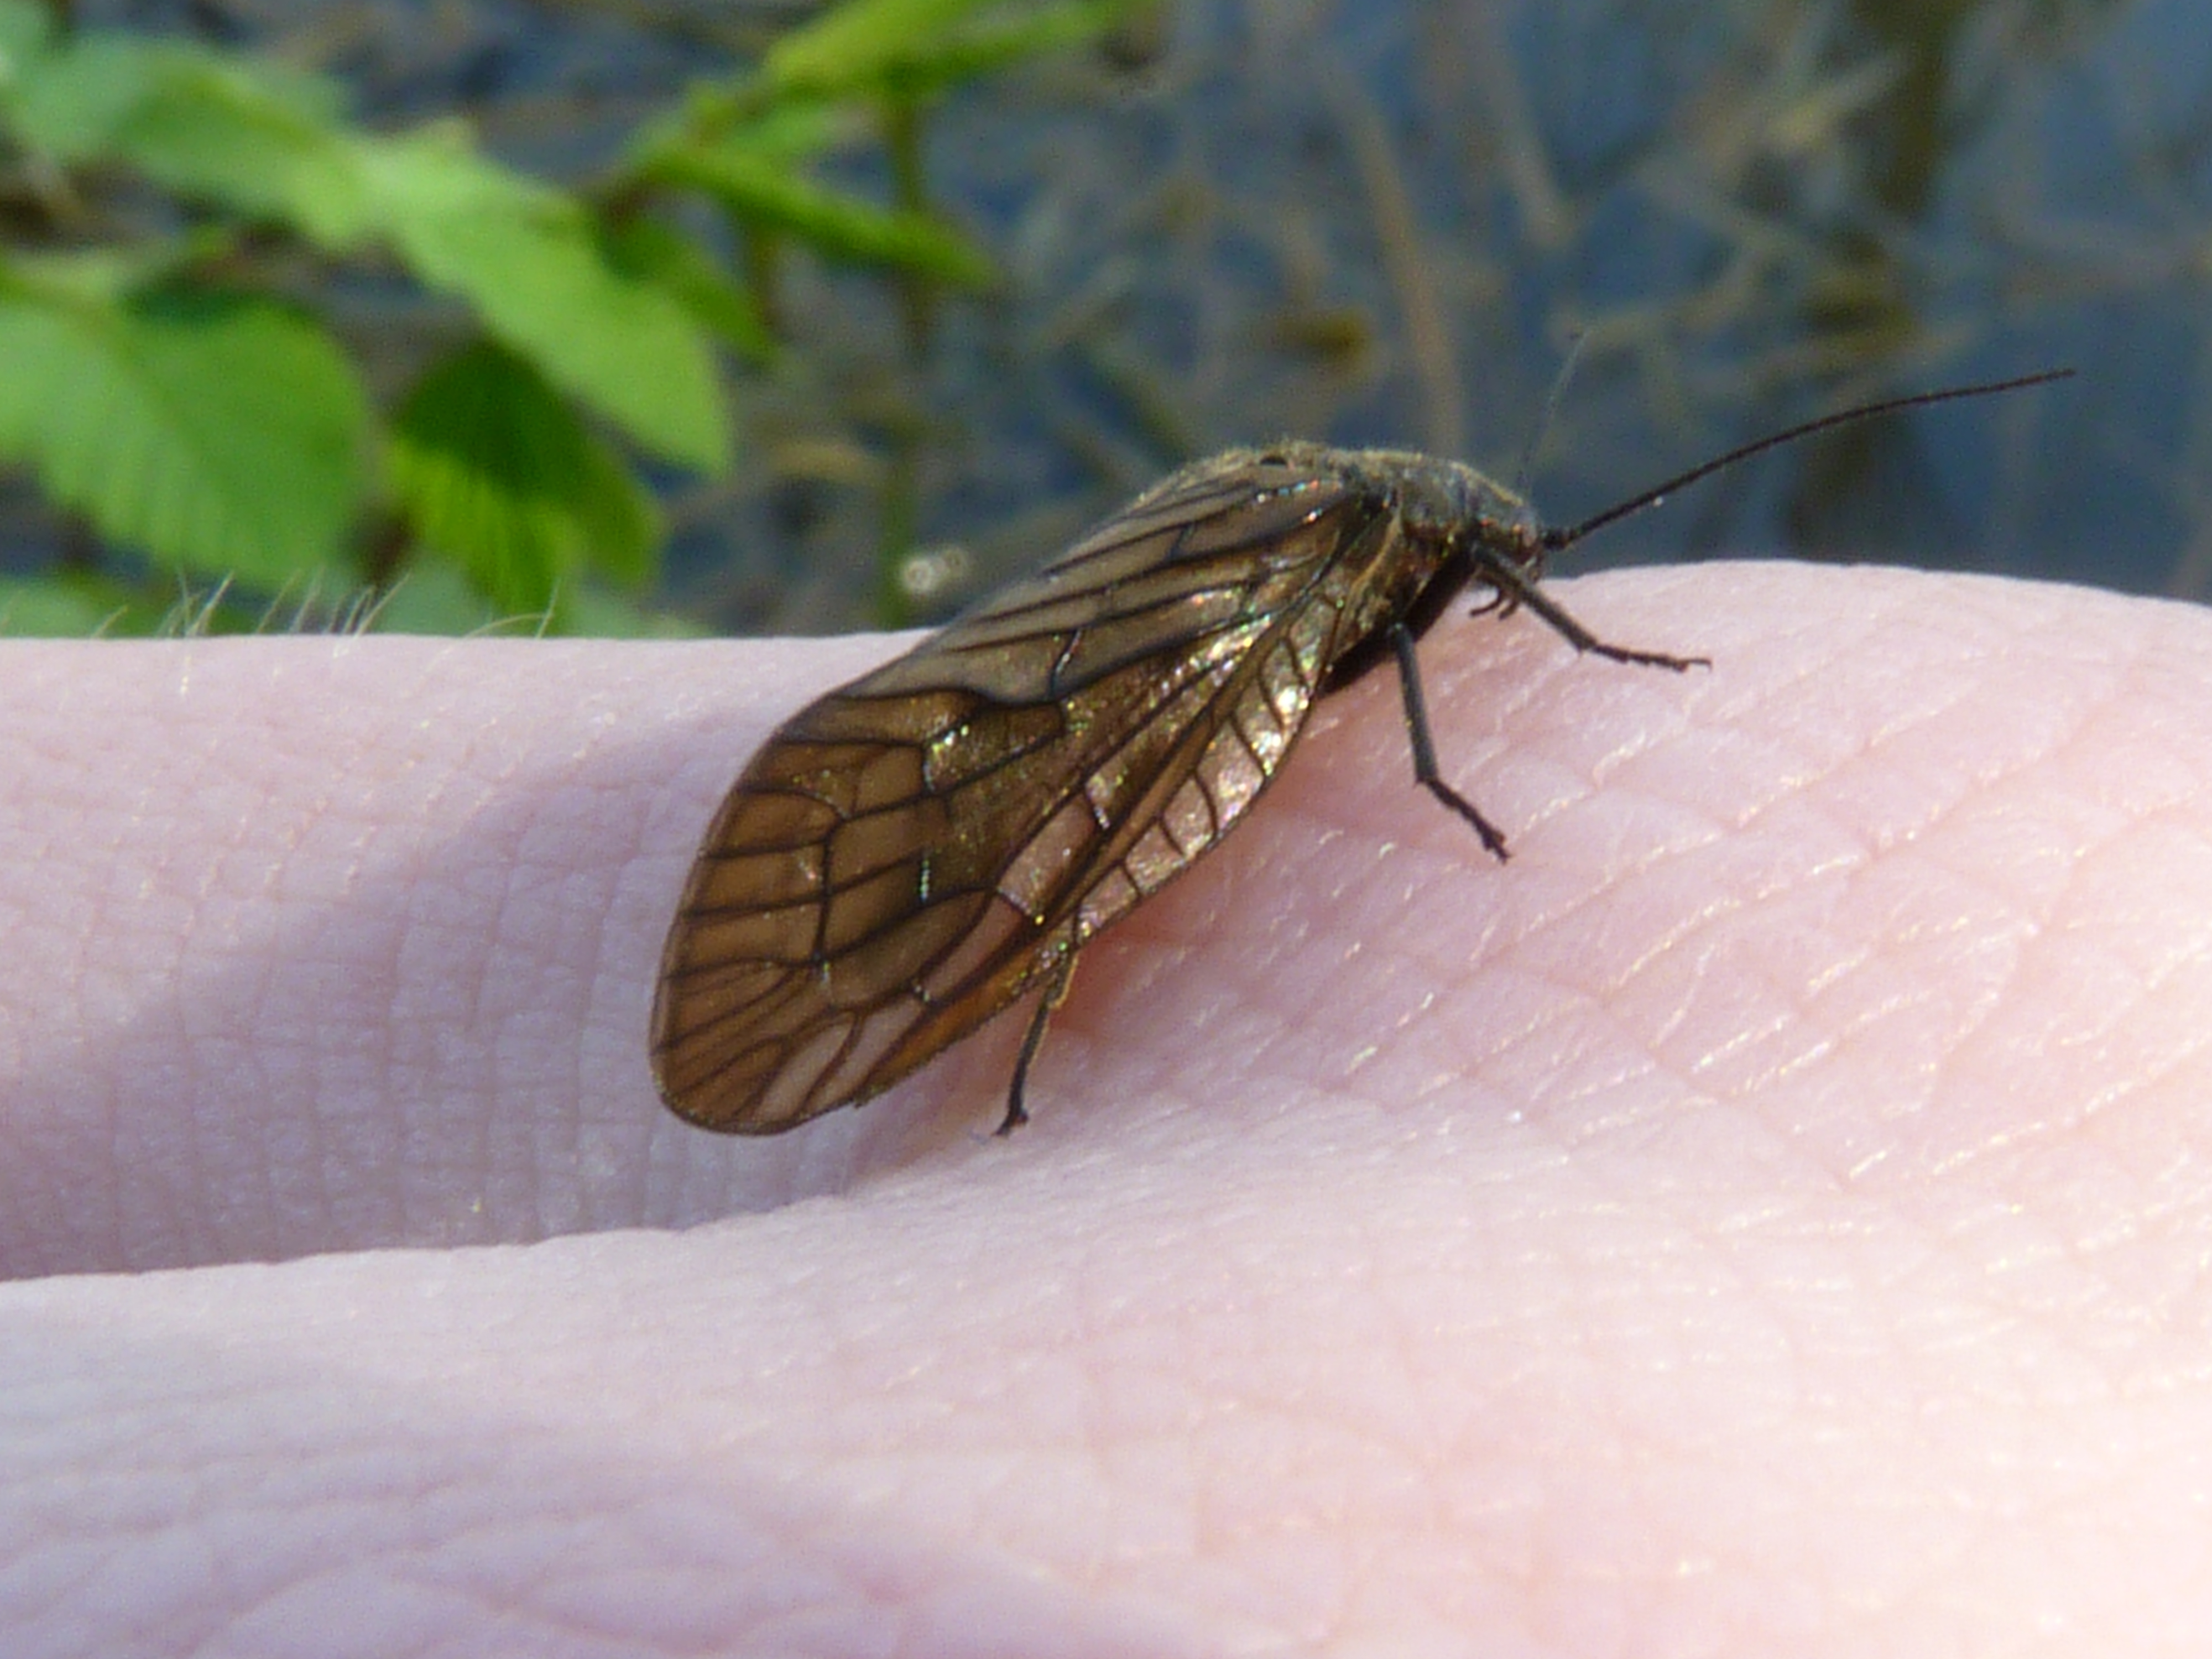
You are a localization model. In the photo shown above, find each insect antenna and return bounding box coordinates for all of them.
[1540,368,2075,556]
[1511,332,1588,500]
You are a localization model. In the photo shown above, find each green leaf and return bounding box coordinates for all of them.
[633,87,849,170]
[7,33,370,246]
[559,582,709,638]
[652,140,995,286]
[359,560,504,636]
[864,0,1147,96]
[388,341,661,619]
[600,215,776,363]
[359,129,731,471]
[3,29,737,472]
[0,0,53,71]
[4,237,215,304]
[0,270,368,585]
[762,0,1001,97]
[0,572,147,635]
[712,99,852,164]
[366,562,703,638]
[763,0,1143,101]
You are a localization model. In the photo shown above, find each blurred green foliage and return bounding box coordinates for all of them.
[0,0,1133,635]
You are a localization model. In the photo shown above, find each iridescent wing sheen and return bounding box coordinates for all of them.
[651,455,1389,1132]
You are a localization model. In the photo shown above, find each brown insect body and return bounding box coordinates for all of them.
[652,444,1539,1134]
[653,374,2072,1135]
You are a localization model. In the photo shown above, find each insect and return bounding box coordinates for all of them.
[653,370,2071,1136]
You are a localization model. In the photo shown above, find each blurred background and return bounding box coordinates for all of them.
[0,0,2199,637]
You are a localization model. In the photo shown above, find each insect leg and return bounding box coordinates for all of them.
[1480,560,1708,672]
[1390,623,1510,862]
[998,947,1079,1135]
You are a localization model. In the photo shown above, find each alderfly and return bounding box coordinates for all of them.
[653,370,2071,1135]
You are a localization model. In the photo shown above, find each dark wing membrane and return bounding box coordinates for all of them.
[651,456,1384,1131]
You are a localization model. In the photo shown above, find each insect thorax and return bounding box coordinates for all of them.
[1250,444,1544,664]
[1324,446,1539,554]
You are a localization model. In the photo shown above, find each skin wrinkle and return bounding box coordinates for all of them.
[1925,833,2177,1180]
[503,792,624,1233]
[1702,624,2124,1168]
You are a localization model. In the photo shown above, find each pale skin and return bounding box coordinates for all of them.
[5,561,2212,1656]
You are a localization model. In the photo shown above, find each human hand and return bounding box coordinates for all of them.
[6,561,2212,1655]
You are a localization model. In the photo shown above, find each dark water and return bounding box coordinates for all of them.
[858,0,2208,623]
[50,0,2212,630]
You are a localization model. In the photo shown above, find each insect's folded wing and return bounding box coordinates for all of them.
[653,465,1370,1132]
